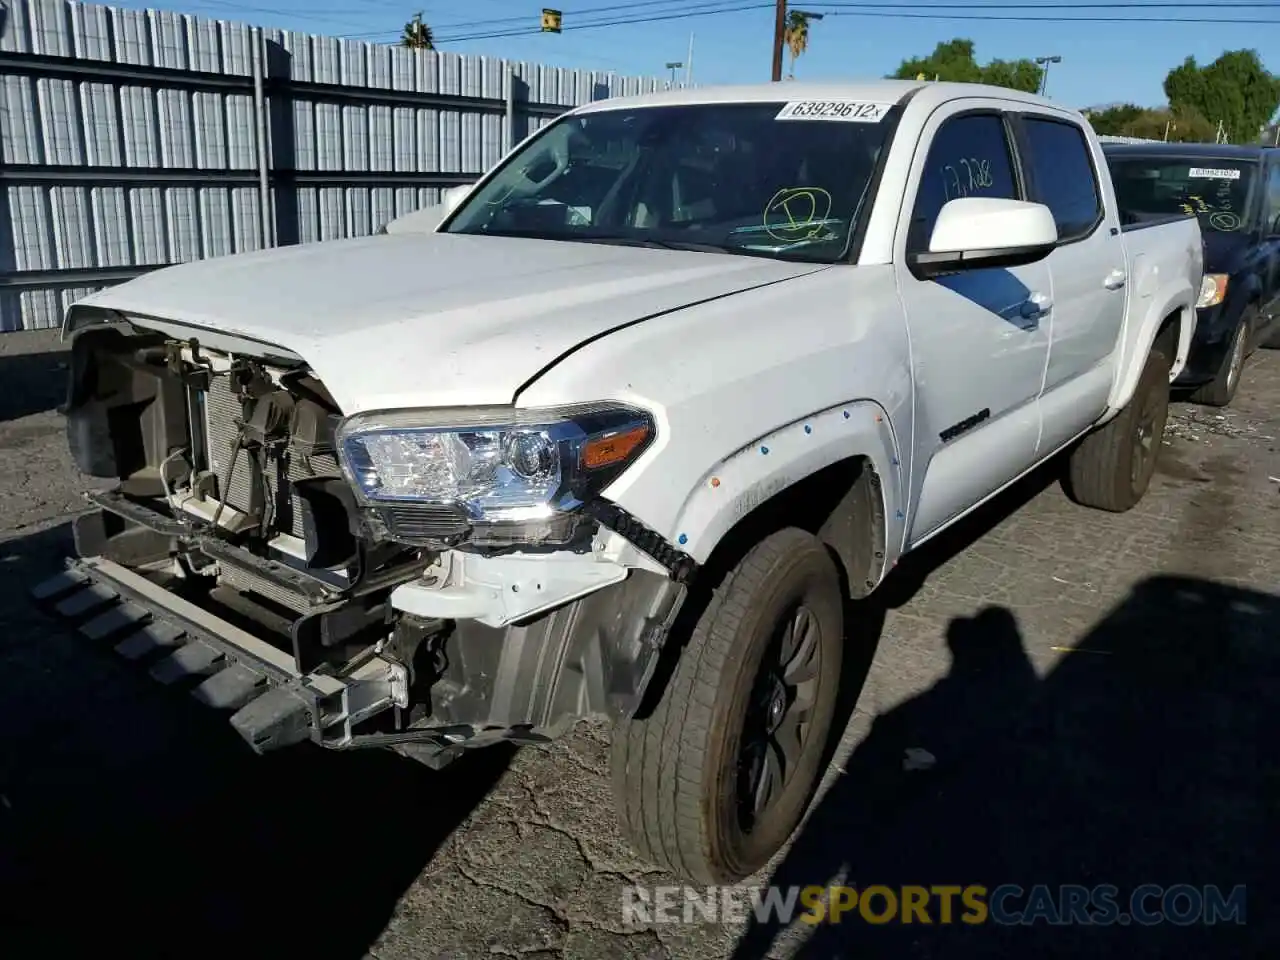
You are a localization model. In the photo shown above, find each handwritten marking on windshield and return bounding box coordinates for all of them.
[1209,211,1243,232]
[763,187,834,243]
[1180,195,1210,216]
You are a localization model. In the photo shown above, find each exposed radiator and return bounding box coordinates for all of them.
[201,374,340,539]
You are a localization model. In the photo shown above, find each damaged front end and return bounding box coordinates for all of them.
[36,309,691,768]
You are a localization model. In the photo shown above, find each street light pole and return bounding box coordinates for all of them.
[1035,55,1062,97]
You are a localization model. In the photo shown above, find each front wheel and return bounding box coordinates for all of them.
[610,528,844,884]
[1063,345,1171,513]
[1189,307,1253,407]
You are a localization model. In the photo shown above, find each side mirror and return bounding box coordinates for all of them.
[908,197,1059,278]
[378,182,477,235]
[442,183,474,215]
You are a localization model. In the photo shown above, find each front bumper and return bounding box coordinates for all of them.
[33,492,689,764]
[32,556,412,754]
[1174,304,1233,386]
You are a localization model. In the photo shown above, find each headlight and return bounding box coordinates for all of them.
[335,403,655,546]
[1197,273,1228,308]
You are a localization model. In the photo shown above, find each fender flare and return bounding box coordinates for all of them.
[1107,287,1194,415]
[668,399,908,578]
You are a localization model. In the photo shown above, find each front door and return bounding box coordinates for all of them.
[893,106,1052,547]
[1257,162,1280,340]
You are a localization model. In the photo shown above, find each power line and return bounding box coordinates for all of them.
[430,0,706,31]
[437,1,770,42]
[341,0,1280,45]
[820,9,1280,23]
[343,1,771,43]
[821,1,1280,6]
[404,0,1280,35]
[426,1,1280,43]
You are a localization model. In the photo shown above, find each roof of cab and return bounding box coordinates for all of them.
[1101,141,1276,161]
[569,79,1073,116]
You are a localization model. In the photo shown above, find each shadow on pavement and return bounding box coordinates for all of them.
[0,524,513,958]
[0,342,69,422]
[731,574,1278,959]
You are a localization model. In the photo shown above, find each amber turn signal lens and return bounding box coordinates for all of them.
[581,425,650,469]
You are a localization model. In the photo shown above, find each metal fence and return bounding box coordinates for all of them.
[1096,134,1165,144]
[0,0,666,332]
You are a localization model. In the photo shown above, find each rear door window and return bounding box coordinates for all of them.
[1020,117,1102,242]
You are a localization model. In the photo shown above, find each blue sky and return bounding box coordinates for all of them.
[112,0,1278,111]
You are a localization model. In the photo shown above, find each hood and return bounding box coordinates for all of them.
[1201,230,1253,274]
[79,232,826,413]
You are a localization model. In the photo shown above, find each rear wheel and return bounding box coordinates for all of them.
[1262,316,1280,349]
[1063,345,1171,513]
[610,528,843,884]
[1189,307,1254,407]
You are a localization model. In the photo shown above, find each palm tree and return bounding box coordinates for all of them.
[401,12,434,49]
[784,11,810,79]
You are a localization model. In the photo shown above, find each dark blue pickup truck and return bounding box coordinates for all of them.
[1104,142,1280,406]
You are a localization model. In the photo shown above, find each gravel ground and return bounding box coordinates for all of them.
[0,329,1277,959]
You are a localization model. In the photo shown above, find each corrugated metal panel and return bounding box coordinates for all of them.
[1097,134,1166,144]
[0,0,665,332]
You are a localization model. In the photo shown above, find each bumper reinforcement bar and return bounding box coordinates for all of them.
[30,556,410,754]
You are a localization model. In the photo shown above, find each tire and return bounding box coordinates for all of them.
[610,527,843,884]
[1189,307,1254,407]
[1063,345,1171,513]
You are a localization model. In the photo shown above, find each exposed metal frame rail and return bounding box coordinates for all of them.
[0,45,575,295]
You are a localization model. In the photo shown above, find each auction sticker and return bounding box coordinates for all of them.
[775,99,890,122]
[1188,167,1241,180]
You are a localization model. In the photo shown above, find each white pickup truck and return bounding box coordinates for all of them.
[38,80,1201,884]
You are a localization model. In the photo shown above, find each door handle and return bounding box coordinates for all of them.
[1020,293,1052,319]
[1104,269,1127,290]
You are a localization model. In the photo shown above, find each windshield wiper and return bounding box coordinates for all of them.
[574,234,734,254]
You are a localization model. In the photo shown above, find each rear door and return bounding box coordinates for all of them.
[893,103,1051,546]
[1013,112,1127,455]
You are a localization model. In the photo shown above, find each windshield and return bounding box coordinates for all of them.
[444,101,894,262]
[1107,157,1258,234]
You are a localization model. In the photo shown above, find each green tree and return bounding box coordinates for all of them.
[1083,103,1148,136]
[401,11,434,49]
[982,58,1042,94]
[784,11,812,79]
[1163,49,1280,143]
[1118,105,1217,143]
[890,38,1042,93]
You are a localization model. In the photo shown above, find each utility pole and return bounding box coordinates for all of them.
[685,32,695,86]
[771,0,786,82]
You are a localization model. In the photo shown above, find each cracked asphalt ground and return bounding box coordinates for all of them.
[0,329,1277,959]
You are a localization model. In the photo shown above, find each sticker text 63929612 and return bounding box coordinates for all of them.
[775,100,890,123]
